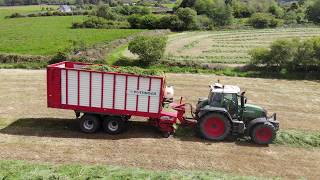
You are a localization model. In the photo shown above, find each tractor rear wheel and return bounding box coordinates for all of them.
[198,113,231,141]
[103,116,126,135]
[251,123,276,145]
[79,114,101,133]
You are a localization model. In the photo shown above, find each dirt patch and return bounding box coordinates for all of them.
[0,70,320,179]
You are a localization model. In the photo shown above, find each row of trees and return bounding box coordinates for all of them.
[177,0,320,26]
[250,37,320,71]
[179,0,233,26]
[71,0,320,30]
[0,0,116,6]
[127,8,202,31]
[73,7,208,31]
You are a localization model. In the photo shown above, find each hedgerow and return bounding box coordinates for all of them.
[72,17,130,29]
[249,37,320,71]
[6,11,92,19]
[0,54,49,63]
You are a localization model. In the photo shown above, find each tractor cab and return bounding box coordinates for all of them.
[208,83,242,118]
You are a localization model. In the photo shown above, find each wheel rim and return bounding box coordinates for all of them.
[204,117,225,138]
[84,120,94,130]
[108,120,119,132]
[255,127,273,143]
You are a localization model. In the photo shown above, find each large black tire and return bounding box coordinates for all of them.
[79,114,101,133]
[198,113,231,141]
[250,123,276,145]
[103,116,126,135]
[162,131,171,138]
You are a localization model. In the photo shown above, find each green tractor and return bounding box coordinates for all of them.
[195,83,279,144]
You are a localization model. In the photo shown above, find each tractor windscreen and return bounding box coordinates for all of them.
[208,92,223,107]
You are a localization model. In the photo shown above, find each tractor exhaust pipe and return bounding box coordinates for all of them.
[240,92,246,108]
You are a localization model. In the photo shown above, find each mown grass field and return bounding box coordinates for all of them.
[164,28,320,64]
[0,70,319,179]
[0,6,142,55]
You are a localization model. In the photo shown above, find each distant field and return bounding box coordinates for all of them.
[0,6,142,55]
[165,28,320,64]
[0,5,50,17]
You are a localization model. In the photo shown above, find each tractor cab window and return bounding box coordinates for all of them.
[208,92,239,118]
[223,93,238,118]
[208,92,223,107]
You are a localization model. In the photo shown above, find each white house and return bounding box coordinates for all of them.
[59,5,72,13]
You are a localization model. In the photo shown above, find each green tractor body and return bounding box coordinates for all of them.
[195,83,279,144]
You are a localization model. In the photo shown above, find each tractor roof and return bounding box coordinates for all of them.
[210,83,241,94]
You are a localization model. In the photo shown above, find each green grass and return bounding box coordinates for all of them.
[0,6,142,55]
[106,44,129,65]
[275,130,320,148]
[0,5,54,17]
[0,160,266,180]
[163,3,175,8]
[0,62,48,69]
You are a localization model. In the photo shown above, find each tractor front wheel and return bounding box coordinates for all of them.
[251,123,276,145]
[198,113,231,141]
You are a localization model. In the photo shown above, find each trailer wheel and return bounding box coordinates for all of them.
[162,131,171,138]
[79,114,101,133]
[103,116,125,135]
[198,113,231,141]
[251,123,276,145]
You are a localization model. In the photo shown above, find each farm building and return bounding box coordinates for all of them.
[58,5,72,13]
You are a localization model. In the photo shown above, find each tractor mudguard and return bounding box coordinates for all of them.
[246,117,271,135]
[198,105,232,120]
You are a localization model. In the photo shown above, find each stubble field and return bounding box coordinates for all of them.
[0,69,319,179]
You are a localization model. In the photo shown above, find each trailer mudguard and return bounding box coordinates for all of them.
[198,105,233,120]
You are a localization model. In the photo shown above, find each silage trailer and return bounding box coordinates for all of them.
[47,61,279,144]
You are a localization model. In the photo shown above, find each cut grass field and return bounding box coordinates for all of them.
[0,6,142,55]
[0,70,319,179]
[165,28,320,64]
[106,44,129,65]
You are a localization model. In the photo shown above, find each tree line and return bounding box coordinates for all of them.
[0,0,116,6]
[250,37,320,71]
[70,0,320,31]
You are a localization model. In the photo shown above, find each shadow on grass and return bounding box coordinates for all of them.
[0,118,163,140]
[0,118,269,147]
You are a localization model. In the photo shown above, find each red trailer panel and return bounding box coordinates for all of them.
[47,61,165,118]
